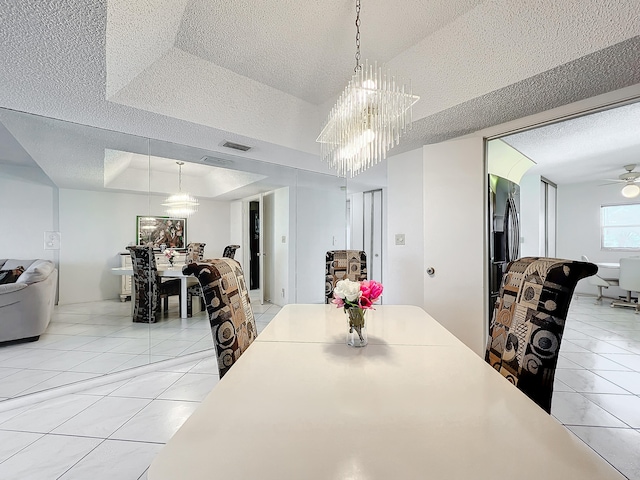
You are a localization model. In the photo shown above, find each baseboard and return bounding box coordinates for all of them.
[0,349,214,413]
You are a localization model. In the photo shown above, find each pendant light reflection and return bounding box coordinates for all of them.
[162,161,199,217]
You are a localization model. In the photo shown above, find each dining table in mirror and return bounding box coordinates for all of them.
[0,106,356,402]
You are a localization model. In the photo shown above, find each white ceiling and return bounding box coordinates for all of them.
[503,101,640,185]
[0,0,640,190]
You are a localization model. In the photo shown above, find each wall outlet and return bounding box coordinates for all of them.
[395,233,405,246]
[44,231,61,250]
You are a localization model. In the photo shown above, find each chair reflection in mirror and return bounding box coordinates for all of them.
[486,256,597,413]
[185,243,206,263]
[184,243,206,316]
[183,258,257,377]
[222,245,240,259]
[611,256,640,313]
[325,250,367,304]
[126,246,182,323]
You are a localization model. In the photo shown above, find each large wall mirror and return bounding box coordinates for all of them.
[0,107,347,401]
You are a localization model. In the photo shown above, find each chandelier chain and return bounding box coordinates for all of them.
[354,0,361,73]
[177,161,184,193]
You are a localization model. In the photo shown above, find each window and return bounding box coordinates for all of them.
[601,204,640,250]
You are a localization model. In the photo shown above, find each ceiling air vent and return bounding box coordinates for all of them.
[201,156,233,166]
[222,141,251,152]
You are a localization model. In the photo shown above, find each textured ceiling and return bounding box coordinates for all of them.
[503,101,640,185]
[0,0,640,188]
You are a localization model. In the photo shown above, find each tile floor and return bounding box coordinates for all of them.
[0,296,280,401]
[0,295,638,478]
[0,294,280,479]
[551,295,640,480]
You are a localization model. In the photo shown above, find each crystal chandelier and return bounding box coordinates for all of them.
[162,161,199,217]
[317,0,419,177]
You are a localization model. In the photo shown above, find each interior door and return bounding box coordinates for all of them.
[363,189,383,286]
[423,138,486,356]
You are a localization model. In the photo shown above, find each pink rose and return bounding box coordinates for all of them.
[360,280,383,302]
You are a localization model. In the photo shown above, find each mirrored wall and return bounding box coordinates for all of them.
[0,107,347,401]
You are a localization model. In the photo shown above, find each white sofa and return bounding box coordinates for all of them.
[0,259,57,344]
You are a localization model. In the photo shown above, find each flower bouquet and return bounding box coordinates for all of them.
[332,279,383,347]
[164,248,177,266]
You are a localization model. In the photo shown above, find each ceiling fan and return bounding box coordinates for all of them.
[602,164,640,198]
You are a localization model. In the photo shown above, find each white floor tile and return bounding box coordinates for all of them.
[109,371,185,399]
[554,369,630,394]
[601,353,640,371]
[110,399,199,443]
[53,396,151,438]
[568,426,640,480]
[18,371,98,396]
[0,369,61,398]
[595,371,640,395]
[0,430,43,463]
[0,394,100,433]
[0,434,101,479]
[156,373,219,402]
[583,394,640,428]
[58,439,162,480]
[70,352,139,374]
[550,392,627,427]
[560,352,631,371]
[188,356,219,375]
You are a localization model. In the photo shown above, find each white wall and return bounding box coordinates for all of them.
[519,173,543,257]
[385,148,424,306]
[295,185,346,303]
[229,201,242,247]
[59,189,230,304]
[0,165,57,263]
[557,180,638,297]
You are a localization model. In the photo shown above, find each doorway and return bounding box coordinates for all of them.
[249,200,260,290]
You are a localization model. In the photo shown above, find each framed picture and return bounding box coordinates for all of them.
[136,216,187,250]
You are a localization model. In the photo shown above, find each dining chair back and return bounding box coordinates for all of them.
[486,256,597,413]
[127,246,181,323]
[611,256,640,312]
[222,245,240,259]
[325,250,367,304]
[581,255,619,302]
[183,258,257,377]
[185,243,206,263]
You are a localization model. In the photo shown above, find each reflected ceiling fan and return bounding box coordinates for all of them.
[602,164,640,198]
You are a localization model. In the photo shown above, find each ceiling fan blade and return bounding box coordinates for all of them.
[599,181,623,186]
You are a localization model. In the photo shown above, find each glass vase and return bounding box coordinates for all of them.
[346,307,367,347]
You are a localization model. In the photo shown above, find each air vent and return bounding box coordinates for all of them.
[201,156,233,166]
[222,141,251,152]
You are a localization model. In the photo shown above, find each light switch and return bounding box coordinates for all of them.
[281,235,286,243]
[44,231,61,250]
[395,234,405,246]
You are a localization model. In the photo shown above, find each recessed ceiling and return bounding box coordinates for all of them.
[0,1,639,178]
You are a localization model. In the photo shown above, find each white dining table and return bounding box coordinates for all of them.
[148,304,624,480]
[110,266,194,319]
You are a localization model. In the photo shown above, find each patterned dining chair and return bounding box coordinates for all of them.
[127,246,181,323]
[222,245,240,259]
[185,242,206,263]
[183,258,257,378]
[325,250,367,304]
[184,242,206,315]
[486,256,597,413]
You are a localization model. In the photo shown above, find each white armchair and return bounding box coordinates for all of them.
[0,260,58,343]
